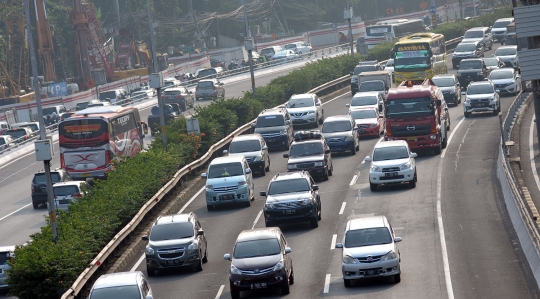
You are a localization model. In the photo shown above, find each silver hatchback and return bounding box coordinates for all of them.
[195,79,225,101]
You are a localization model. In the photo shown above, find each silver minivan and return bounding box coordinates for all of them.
[0,246,15,290]
[88,271,153,299]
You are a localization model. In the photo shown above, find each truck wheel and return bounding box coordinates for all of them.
[434,144,442,155]
[441,132,447,149]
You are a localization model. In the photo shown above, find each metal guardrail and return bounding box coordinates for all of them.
[0,123,59,155]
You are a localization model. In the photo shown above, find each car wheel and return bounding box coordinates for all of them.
[464,112,470,118]
[289,267,295,285]
[370,182,378,192]
[265,160,270,172]
[310,216,319,228]
[318,202,322,220]
[265,220,273,227]
[394,273,401,283]
[409,175,417,188]
[206,205,214,211]
[202,249,208,263]
[344,279,352,288]
[319,111,325,124]
[230,287,240,299]
[195,253,204,272]
[281,277,291,295]
[350,143,357,155]
[147,269,156,277]
[323,169,329,181]
[260,166,266,176]
[356,143,360,151]
[298,51,303,55]
[441,132,447,149]
[434,143,442,155]
[328,163,333,176]
[244,200,251,208]
[32,201,40,209]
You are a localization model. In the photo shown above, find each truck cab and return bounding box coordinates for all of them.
[357,70,393,99]
[384,79,450,155]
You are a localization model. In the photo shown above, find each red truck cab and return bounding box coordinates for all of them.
[384,79,450,155]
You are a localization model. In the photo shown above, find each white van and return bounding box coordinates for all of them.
[260,46,283,61]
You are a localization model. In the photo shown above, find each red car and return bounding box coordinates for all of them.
[349,107,385,137]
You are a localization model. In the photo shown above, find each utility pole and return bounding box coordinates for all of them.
[243,0,257,97]
[146,0,167,151]
[114,0,121,28]
[458,0,463,19]
[345,1,354,55]
[24,0,57,243]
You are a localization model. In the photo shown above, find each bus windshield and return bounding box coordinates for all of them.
[386,97,434,119]
[366,26,391,37]
[59,119,108,140]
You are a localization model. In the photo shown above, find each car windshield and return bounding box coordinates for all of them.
[385,97,434,119]
[198,81,214,88]
[359,81,384,92]
[261,48,275,55]
[350,109,377,119]
[351,95,378,106]
[256,115,285,128]
[372,145,409,161]
[274,50,290,56]
[76,102,89,110]
[322,120,351,133]
[289,142,324,157]
[455,43,476,52]
[284,44,297,49]
[287,98,314,108]
[98,91,116,102]
[464,30,484,38]
[229,140,261,153]
[459,61,482,70]
[394,57,431,69]
[483,58,499,66]
[164,81,175,87]
[268,178,310,195]
[233,238,281,259]
[354,65,377,75]
[53,185,79,196]
[345,227,393,247]
[467,84,494,95]
[493,20,511,28]
[207,162,244,178]
[150,222,194,241]
[18,124,38,132]
[489,70,513,80]
[89,285,141,299]
[0,250,12,264]
[431,77,455,87]
[131,91,146,97]
[34,173,62,184]
[198,69,216,78]
[163,90,182,96]
[0,138,5,146]
[87,103,105,107]
[495,48,516,56]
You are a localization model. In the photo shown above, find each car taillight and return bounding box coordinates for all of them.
[161,95,166,99]
[31,184,35,193]
[213,85,216,90]
[177,94,184,99]
[60,154,65,168]
[105,151,111,164]
[72,193,82,197]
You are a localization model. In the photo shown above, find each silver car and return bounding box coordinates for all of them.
[494,46,519,69]
[285,93,324,128]
[463,81,501,117]
[335,215,402,287]
[0,246,15,290]
[489,68,522,96]
[48,181,90,211]
[89,271,153,299]
[195,79,225,101]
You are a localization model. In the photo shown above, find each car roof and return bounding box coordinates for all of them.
[12,122,38,125]
[461,58,483,62]
[290,93,315,99]
[469,81,493,86]
[324,115,352,122]
[349,106,378,112]
[374,140,408,149]
[53,181,83,187]
[271,171,310,182]
[0,245,16,253]
[231,134,262,142]
[467,27,489,31]
[35,168,65,174]
[236,227,281,242]
[259,107,286,115]
[496,17,514,21]
[459,40,481,45]
[210,155,245,165]
[155,213,191,225]
[490,68,513,74]
[93,272,141,289]
[353,91,379,97]
[347,215,389,231]
[497,45,517,50]
[432,74,456,79]
[198,79,216,83]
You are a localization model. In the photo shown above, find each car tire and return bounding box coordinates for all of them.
[206,205,214,211]
[202,249,208,263]
[290,267,295,285]
[147,269,156,277]
[323,169,330,181]
[394,273,401,283]
[370,182,378,191]
[265,220,273,227]
[265,161,270,172]
[409,176,417,188]
[260,166,266,176]
[32,201,40,209]
[310,216,319,228]
[434,143,442,155]
[318,202,322,220]
[464,112,470,118]
[328,163,333,176]
[319,111,325,125]
[344,279,352,288]
[441,133,447,149]
[230,288,240,299]
[356,143,360,151]
[351,143,357,155]
[281,278,291,295]
[244,200,251,208]
[195,254,204,272]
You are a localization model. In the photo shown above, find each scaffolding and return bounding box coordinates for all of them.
[2,0,29,98]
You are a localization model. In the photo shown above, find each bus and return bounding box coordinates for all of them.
[364,19,425,49]
[392,33,446,85]
[59,106,147,180]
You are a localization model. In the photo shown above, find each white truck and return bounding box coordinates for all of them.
[357,70,393,99]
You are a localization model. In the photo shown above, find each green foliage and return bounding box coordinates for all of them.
[366,42,396,62]
[432,7,513,40]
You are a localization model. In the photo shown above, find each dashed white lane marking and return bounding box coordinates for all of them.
[529,117,540,194]
[437,161,455,299]
[330,234,338,250]
[252,210,263,229]
[215,284,225,299]
[178,186,205,214]
[131,255,145,272]
[323,274,331,293]
[0,204,31,222]
[349,174,358,186]
[338,202,346,215]
[441,117,465,158]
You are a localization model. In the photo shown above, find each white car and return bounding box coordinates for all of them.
[335,215,402,287]
[271,50,300,63]
[365,140,417,191]
[0,245,15,290]
[283,42,313,55]
[163,77,181,89]
[48,181,90,211]
[494,45,519,69]
[285,93,324,128]
[345,91,384,112]
[130,90,151,101]
[0,135,16,150]
[488,68,522,96]
[89,271,153,299]
[463,81,500,117]
[384,59,394,75]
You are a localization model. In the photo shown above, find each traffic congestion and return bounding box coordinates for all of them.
[1,15,537,299]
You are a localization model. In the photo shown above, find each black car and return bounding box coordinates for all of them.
[456,58,490,88]
[31,168,72,209]
[431,75,461,106]
[283,131,333,180]
[224,227,294,299]
[260,171,321,228]
[452,41,484,69]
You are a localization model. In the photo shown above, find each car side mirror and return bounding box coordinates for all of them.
[364,156,372,162]
[335,243,343,249]
[316,102,321,106]
[349,72,353,75]
[197,229,204,236]
[223,149,229,155]
[224,253,231,261]
[262,145,268,150]
[411,152,418,158]
[142,235,149,241]
[394,237,403,243]
[251,123,256,128]
[312,185,319,191]
[259,191,267,197]
[201,173,207,178]
[325,149,330,154]
[245,168,252,174]
[491,54,495,57]
[284,247,292,254]
[436,99,442,106]
[345,103,350,108]
[283,153,289,158]
[461,91,466,95]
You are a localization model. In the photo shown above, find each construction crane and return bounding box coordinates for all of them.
[34,0,57,83]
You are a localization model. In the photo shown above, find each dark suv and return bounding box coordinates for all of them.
[260,171,321,228]
[142,213,208,276]
[224,227,294,299]
[432,75,461,106]
[456,58,490,88]
[31,168,72,209]
[283,131,333,180]
[452,41,484,69]
[252,108,294,150]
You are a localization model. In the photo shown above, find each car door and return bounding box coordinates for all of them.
[244,160,254,194]
[315,96,323,121]
[323,140,331,169]
[284,113,294,141]
[280,234,292,274]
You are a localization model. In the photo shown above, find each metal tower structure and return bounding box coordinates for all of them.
[82,0,114,80]
[2,0,29,97]
[34,0,57,82]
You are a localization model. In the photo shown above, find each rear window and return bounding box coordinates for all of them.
[6,129,28,139]
[493,20,511,28]
[284,44,297,49]
[34,172,62,184]
[197,69,216,78]
[18,124,39,132]
[0,138,5,146]
[59,119,108,140]
[261,48,275,55]
[256,115,285,128]
[98,91,117,101]
[76,102,89,110]
[354,65,377,75]
[163,90,182,95]
[460,61,482,70]
[0,250,12,265]
[198,81,214,88]
[54,185,79,196]
[42,107,59,117]
[359,81,384,92]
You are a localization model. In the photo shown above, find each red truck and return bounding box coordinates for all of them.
[384,79,450,155]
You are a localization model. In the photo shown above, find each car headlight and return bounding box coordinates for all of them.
[206,185,213,191]
[279,130,287,135]
[301,198,311,205]
[381,250,398,261]
[477,72,483,75]
[488,96,494,101]
[307,111,316,115]
[273,260,285,271]
[449,90,456,94]
[429,134,437,140]
[265,203,275,209]
[343,255,358,264]
[188,242,199,251]
[287,164,297,170]
[369,123,377,128]
[314,161,323,167]
[370,165,381,172]
[345,134,354,141]
[238,180,248,187]
[401,162,411,170]
[465,98,471,103]
[230,265,242,275]
[253,155,263,162]
[145,246,155,255]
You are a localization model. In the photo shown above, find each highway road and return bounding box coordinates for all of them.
[120,45,540,299]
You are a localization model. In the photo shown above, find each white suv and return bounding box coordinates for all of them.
[285,93,324,128]
[365,140,417,191]
[284,42,313,55]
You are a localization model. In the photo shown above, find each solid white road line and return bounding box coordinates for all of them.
[323,274,331,293]
[0,204,31,222]
[349,174,358,186]
[178,186,205,214]
[338,202,346,215]
[131,254,145,272]
[215,284,225,299]
[529,117,540,193]
[441,117,465,158]
[330,234,337,250]
[252,210,263,229]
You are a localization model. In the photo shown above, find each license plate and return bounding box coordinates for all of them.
[167,260,180,265]
[267,138,276,142]
[81,173,91,177]
[385,172,398,177]
[473,103,486,108]
[407,137,417,141]
[220,194,235,200]
[250,283,267,289]
[364,269,376,276]
[284,209,296,214]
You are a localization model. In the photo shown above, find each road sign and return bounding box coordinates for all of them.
[48,82,67,97]
[183,45,195,54]
[431,14,438,27]
[429,5,437,14]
